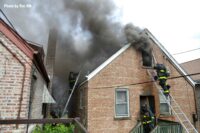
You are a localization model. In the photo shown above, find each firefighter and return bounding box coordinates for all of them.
[141,104,155,133]
[154,64,170,96]
[68,72,78,90]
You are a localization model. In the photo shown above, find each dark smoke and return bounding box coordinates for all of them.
[1,0,126,114]
[124,23,153,66]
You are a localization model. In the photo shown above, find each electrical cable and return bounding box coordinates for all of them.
[90,72,200,89]
[173,48,200,55]
[0,9,16,30]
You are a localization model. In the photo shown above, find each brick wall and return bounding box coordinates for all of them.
[0,32,32,132]
[77,44,197,133]
[152,43,196,123]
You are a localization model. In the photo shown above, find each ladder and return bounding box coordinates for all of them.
[62,71,81,117]
[147,69,198,133]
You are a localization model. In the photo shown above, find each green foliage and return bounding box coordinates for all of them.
[33,124,74,133]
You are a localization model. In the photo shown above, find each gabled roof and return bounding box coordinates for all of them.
[85,29,195,87]
[0,18,34,59]
[144,29,195,87]
[0,18,50,84]
[86,44,131,80]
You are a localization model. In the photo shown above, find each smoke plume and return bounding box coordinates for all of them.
[124,23,153,66]
[1,0,126,114]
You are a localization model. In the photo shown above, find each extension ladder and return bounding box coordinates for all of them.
[147,69,198,133]
[62,71,81,117]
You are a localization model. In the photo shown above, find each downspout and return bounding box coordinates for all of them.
[26,67,36,133]
[1,42,27,128]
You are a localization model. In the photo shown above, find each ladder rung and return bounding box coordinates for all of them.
[147,69,198,133]
[182,120,189,123]
[176,113,184,115]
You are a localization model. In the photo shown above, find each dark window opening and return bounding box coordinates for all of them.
[42,103,47,118]
[140,96,155,114]
[142,51,153,67]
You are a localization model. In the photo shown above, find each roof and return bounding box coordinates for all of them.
[144,29,195,87]
[0,18,50,84]
[84,29,195,87]
[0,18,34,59]
[181,58,200,82]
[86,44,131,80]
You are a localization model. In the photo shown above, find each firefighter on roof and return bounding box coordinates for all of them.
[154,64,170,96]
[141,104,155,133]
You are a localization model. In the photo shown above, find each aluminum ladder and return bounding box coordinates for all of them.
[62,71,81,117]
[147,69,198,133]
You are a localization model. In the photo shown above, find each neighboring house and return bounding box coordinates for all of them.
[181,58,200,129]
[72,29,199,133]
[181,58,200,82]
[0,19,55,132]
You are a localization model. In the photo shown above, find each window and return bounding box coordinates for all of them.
[115,89,130,118]
[142,51,153,67]
[159,92,171,115]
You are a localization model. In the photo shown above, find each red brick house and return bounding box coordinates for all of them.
[73,29,198,132]
[0,19,55,132]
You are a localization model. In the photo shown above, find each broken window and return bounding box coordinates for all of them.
[142,51,153,67]
[115,89,130,117]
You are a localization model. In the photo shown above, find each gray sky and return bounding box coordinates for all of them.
[1,0,200,63]
[115,0,200,63]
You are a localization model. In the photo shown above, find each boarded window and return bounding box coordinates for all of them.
[115,89,129,117]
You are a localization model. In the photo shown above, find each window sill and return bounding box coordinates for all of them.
[114,116,131,120]
[142,66,153,69]
[159,115,176,121]
[160,113,172,117]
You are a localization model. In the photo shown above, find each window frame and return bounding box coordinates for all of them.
[114,88,130,118]
[159,92,171,115]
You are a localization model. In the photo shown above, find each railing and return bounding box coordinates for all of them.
[0,117,88,133]
[129,122,143,133]
[150,124,183,133]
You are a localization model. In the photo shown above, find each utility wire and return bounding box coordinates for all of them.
[90,72,200,89]
[0,9,16,30]
[173,48,200,55]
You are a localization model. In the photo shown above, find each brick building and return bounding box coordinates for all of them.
[181,58,200,130]
[0,19,55,132]
[73,29,199,132]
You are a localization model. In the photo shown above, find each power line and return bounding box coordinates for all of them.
[173,48,200,55]
[0,9,16,30]
[90,72,200,89]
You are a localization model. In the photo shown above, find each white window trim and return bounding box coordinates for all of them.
[159,92,171,115]
[114,88,130,118]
